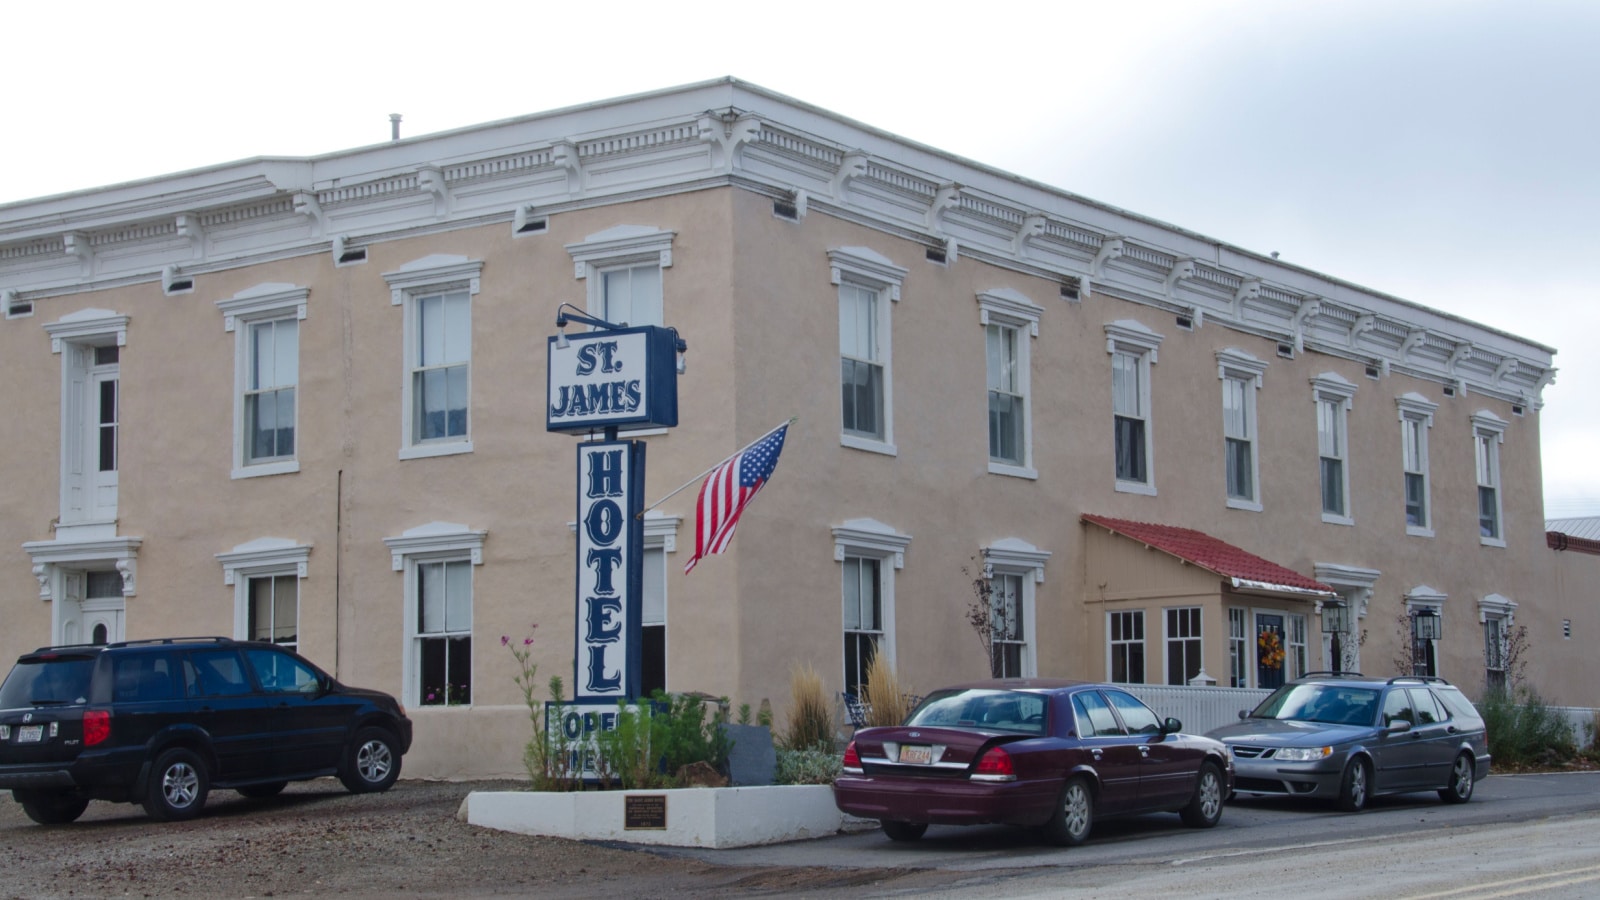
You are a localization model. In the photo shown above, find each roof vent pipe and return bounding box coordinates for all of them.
[390,114,402,141]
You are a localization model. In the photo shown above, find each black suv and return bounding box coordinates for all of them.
[0,637,412,824]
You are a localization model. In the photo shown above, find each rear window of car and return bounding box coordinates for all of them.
[906,689,1047,735]
[1432,686,1483,725]
[0,656,97,708]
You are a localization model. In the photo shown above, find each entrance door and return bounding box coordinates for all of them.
[1256,613,1286,690]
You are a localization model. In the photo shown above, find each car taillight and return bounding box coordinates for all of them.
[842,741,863,773]
[971,746,1016,782]
[83,709,110,746]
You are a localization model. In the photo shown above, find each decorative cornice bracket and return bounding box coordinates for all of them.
[293,192,325,237]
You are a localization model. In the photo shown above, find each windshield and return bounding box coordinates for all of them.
[905,688,1047,735]
[1250,684,1380,726]
[0,656,96,709]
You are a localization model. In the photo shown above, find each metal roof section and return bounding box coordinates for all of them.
[1082,514,1336,599]
[1546,517,1600,542]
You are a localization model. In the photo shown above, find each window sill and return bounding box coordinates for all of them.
[232,460,300,480]
[841,434,897,456]
[1480,536,1506,548]
[400,440,474,461]
[1406,525,1435,538]
[1115,479,1157,497]
[1321,513,1355,527]
[988,461,1038,480]
[1226,498,1262,512]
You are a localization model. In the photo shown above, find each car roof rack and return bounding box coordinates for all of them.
[1386,675,1451,685]
[105,636,235,649]
[1300,670,1367,678]
[28,642,106,654]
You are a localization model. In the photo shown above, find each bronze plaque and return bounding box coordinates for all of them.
[624,794,667,830]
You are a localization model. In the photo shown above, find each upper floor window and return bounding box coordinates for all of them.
[566,225,675,328]
[1397,393,1439,536]
[383,256,483,460]
[1105,321,1163,495]
[43,307,129,526]
[1312,374,1358,525]
[978,289,1042,478]
[1472,411,1508,546]
[218,283,309,479]
[1217,349,1267,510]
[830,248,907,456]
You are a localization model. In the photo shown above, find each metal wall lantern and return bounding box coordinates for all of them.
[1321,603,1350,634]
[1412,609,1442,641]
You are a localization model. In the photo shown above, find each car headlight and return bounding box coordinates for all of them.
[1274,746,1333,762]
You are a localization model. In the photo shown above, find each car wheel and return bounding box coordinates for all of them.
[143,748,210,822]
[1336,757,1369,812]
[1439,753,1475,804]
[16,790,89,825]
[236,781,288,799]
[1044,776,1094,847]
[881,820,928,842]
[1180,761,1225,828]
[340,727,401,793]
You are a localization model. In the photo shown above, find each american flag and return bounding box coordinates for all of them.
[685,424,789,574]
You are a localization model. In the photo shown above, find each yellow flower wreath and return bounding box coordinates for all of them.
[1257,630,1285,669]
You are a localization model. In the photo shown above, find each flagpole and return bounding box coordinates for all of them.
[639,417,795,517]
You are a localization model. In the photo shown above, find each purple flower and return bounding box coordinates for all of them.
[523,637,533,646]
[500,635,509,646]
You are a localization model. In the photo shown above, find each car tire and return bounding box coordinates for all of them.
[143,748,210,822]
[1439,753,1475,804]
[237,781,288,799]
[881,820,928,842]
[1336,757,1369,812]
[16,790,89,825]
[1179,761,1225,828]
[1044,776,1094,847]
[340,727,401,793]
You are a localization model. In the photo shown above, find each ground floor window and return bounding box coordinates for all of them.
[1165,607,1202,685]
[1228,608,1248,687]
[417,559,472,706]
[641,545,666,697]
[248,574,298,649]
[991,572,1026,679]
[843,555,884,696]
[1108,610,1145,684]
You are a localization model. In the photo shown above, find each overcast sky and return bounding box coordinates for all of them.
[7,1,1596,516]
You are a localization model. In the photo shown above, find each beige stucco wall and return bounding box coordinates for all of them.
[0,184,1575,778]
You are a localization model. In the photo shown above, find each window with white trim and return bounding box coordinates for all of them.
[981,538,1049,679]
[217,284,308,478]
[43,308,129,527]
[1106,321,1164,494]
[1473,411,1508,545]
[1218,349,1266,510]
[384,522,486,707]
[1108,610,1146,683]
[1404,587,1445,678]
[1312,373,1358,524]
[830,248,907,455]
[978,289,1042,478]
[1165,607,1202,685]
[566,225,675,327]
[382,255,483,460]
[1228,608,1249,687]
[1397,393,1438,536]
[217,538,310,651]
[640,513,680,697]
[1480,593,1516,692]
[833,518,910,696]
[1287,614,1308,680]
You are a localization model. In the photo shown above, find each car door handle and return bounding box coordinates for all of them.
[1091,748,1103,760]
[1139,746,1150,757]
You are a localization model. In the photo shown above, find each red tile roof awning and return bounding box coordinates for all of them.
[1082,514,1335,598]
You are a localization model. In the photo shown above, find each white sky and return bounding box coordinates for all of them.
[7,0,1596,516]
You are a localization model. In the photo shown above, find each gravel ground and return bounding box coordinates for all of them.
[0,779,913,899]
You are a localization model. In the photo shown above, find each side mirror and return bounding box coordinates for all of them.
[1238,709,1249,720]
[1386,718,1412,734]
[1162,716,1183,735]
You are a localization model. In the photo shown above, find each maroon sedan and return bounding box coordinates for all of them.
[833,679,1233,845]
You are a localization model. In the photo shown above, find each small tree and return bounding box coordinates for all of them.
[1390,611,1418,677]
[962,556,1014,678]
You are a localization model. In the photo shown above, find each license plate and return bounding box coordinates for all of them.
[17,725,44,743]
[899,745,933,765]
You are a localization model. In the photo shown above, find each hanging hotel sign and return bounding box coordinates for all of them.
[572,440,645,703]
[546,325,680,433]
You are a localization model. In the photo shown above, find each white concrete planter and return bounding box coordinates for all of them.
[462,784,872,848]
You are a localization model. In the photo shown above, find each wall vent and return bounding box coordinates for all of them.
[925,246,947,264]
[772,199,798,220]
[1277,342,1294,359]
[1365,365,1381,380]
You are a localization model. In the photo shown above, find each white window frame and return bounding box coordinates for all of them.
[1404,585,1447,678]
[1164,606,1204,685]
[978,289,1043,479]
[1314,562,1379,674]
[1472,410,1508,547]
[216,537,311,647]
[1398,393,1438,537]
[384,522,487,708]
[382,255,483,460]
[1217,348,1267,511]
[43,308,129,530]
[217,283,309,479]
[1286,613,1308,680]
[1312,373,1358,525]
[565,224,675,329]
[981,538,1050,678]
[1479,593,1516,690]
[1105,320,1164,496]
[1107,609,1147,683]
[1227,607,1249,687]
[641,512,679,696]
[830,247,907,457]
[833,518,911,692]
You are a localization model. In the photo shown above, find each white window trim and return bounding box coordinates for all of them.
[1478,592,1516,625]
[979,289,1043,479]
[1397,392,1438,537]
[216,537,311,641]
[1105,320,1164,496]
[1217,348,1267,512]
[831,247,907,457]
[384,522,487,708]
[566,224,675,324]
[1106,609,1147,683]
[217,283,309,479]
[1162,605,1205,685]
[1472,410,1509,547]
[1312,373,1358,525]
[833,518,911,677]
[382,255,483,461]
[44,308,129,532]
[981,538,1050,678]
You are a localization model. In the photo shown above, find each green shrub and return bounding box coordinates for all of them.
[590,691,733,789]
[1481,686,1577,767]
[775,747,841,785]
